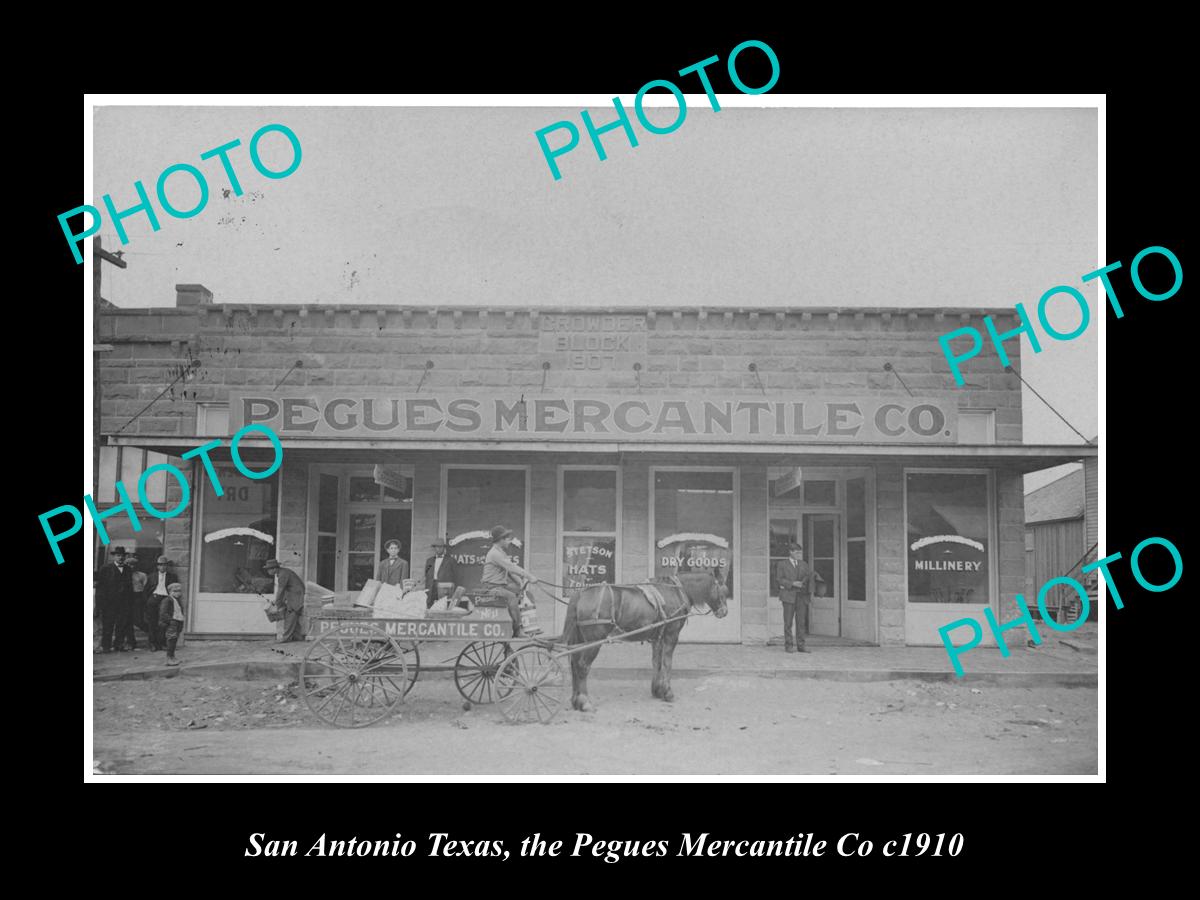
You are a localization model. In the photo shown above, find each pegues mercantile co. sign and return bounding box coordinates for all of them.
[228,392,957,443]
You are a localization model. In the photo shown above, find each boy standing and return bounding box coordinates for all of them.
[159,582,188,667]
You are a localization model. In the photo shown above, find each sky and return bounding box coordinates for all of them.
[93,104,1098,472]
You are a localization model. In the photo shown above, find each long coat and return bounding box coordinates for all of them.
[273,567,306,611]
[96,562,136,610]
[424,553,461,596]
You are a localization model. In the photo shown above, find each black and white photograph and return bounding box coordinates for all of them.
[83,94,1103,779]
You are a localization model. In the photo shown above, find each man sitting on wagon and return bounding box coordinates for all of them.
[480,525,543,638]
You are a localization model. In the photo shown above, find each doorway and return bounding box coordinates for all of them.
[767,467,876,643]
[308,465,415,597]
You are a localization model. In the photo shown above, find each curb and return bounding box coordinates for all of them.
[93,659,1096,688]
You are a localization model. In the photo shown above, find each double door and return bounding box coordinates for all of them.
[311,466,414,597]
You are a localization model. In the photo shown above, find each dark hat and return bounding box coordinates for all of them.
[490,525,514,543]
[111,546,127,555]
[384,539,402,550]
[788,542,803,551]
[432,537,448,547]
[156,555,170,564]
[263,558,281,570]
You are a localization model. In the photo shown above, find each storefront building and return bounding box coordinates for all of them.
[96,287,1095,646]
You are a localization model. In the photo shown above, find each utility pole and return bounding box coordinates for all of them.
[93,235,126,496]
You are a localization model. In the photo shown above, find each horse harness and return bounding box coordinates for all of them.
[576,581,684,639]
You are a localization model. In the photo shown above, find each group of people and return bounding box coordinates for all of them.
[94,547,188,666]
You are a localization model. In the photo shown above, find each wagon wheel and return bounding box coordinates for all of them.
[397,641,420,697]
[454,641,512,705]
[299,624,409,728]
[494,646,565,724]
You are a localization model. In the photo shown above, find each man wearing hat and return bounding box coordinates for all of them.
[145,556,179,651]
[423,537,461,609]
[480,525,540,638]
[95,546,136,652]
[775,542,824,653]
[376,539,410,586]
[263,559,305,642]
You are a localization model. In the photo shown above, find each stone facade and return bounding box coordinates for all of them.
[97,302,1042,645]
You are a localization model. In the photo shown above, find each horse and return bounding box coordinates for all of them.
[558,569,729,711]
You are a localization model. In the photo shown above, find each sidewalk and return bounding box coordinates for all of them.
[91,623,1098,686]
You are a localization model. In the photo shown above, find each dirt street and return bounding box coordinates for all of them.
[92,673,1097,776]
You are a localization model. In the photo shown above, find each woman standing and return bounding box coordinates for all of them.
[376,539,410,586]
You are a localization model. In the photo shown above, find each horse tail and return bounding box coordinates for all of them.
[561,592,580,646]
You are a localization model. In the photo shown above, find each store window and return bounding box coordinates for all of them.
[653,470,734,591]
[198,465,278,594]
[95,446,169,574]
[560,468,618,591]
[445,467,527,591]
[906,471,991,605]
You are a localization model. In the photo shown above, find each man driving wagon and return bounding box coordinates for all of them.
[478,525,543,639]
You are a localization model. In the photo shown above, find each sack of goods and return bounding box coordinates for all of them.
[264,602,284,623]
[372,583,426,619]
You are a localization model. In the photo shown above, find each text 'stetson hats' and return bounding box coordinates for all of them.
[490,525,514,543]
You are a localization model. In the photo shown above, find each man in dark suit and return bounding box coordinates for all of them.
[775,542,823,653]
[144,556,180,651]
[263,558,305,642]
[95,546,136,652]
[423,538,461,608]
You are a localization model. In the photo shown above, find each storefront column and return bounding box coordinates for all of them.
[996,470,1027,624]
[621,458,650,582]
[529,460,557,633]
[875,464,906,646]
[740,464,770,643]
[412,456,441,569]
[276,460,307,575]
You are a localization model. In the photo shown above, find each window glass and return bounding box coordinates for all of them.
[97,520,164,574]
[653,470,734,596]
[769,518,799,596]
[846,477,865,538]
[803,480,837,506]
[317,474,338,533]
[198,468,277,593]
[906,472,990,604]
[958,411,996,444]
[847,541,866,603]
[349,476,379,502]
[98,446,118,504]
[316,535,336,590]
[446,468,526,590]
[562,470,617,591]
[562,470,617,532]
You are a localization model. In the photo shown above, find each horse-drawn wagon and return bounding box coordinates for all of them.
[298,574,729,728]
